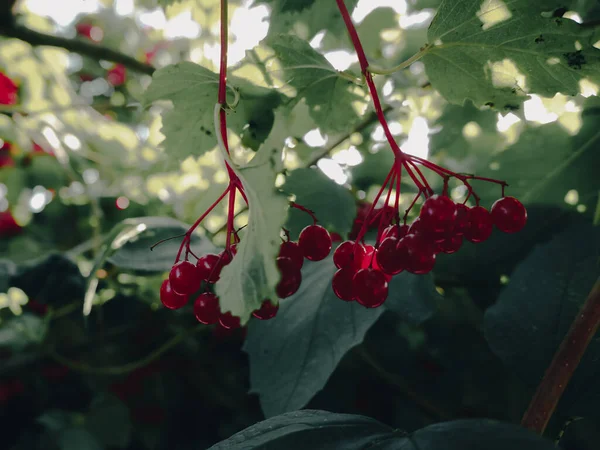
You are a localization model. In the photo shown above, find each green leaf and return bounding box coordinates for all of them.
[422,0,600,109]
[386,272,440,324]
[144,62,281,163]
[484,223,600,422]
[0,313,48,352]
[208,409,557,449]
[0,166,26,205]
[268,34,365,132]
[0,259,16,293]
[351,148,395,192]
[215,111,289,323]
[282,168,356,239]
[85,394,132,448]
[57,428,103,450]
[107,216,216,272]
[244,258,384,417]
[262,0,316,13]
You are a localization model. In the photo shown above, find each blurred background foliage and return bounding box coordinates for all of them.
[0,0,598,449]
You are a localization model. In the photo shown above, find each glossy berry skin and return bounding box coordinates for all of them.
[279,241,304,270]
[438,234,463,254]
[253,299,279,320]
[352,268,388,308]
[454,203,469,235]
[332,268,356,301]
[160,280,188,310]
[333,240,366,270]
[169,261,201,295]
[491,196,527,233]
[299,225,332,261]
[375,237,406,275]
[218,312,241,329]
[420,195,457,235]
[193,292,220,324]
[400,234,436,275]
[465,206,493,243]
[360,245,375,269]
[196,253,221,283]
[276,257,302,298]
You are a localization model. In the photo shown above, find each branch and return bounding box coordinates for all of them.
[0,23,155,75]
[521,278,600,434]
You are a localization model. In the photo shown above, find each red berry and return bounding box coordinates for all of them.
[298,225,332,261]
[169,261,200,295]
[160,280,188,309]
[465,206,493,243]
[453,203,469,235]
[0,211,21,237]
[253,299,279,320]
[438,234,463,254]
[218,312,241,329]
[352,268,388,308]
[361,244,375,269]
[375,237,407,275]
[332,268,356,301]
[278,241,303,270]
[370,252,392,281]
[420,194,457,235]
[330,232,343,242]
[491,196,527,233]
[196,253,221,283]
[0,72,18,105]
[276,257,302,298]
[399,234,436,274]
[220,247,235,265]
[107,64,126,86]
[333,240,366,269]
[193,292,220,324]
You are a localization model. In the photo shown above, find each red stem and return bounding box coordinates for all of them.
[355,166,395,244]
[290,202,318,224]
[218,0,228,106]
[225,185,237,250]
[522,278,600,434]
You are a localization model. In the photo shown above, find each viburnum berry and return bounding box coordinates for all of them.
[399,234,436,274]
[453,203,469,235]
[160,280,188,310]
[333,240,365,269]
[299,224,332,261]
[332,268,356,301]
[360,244,375,269]
[465,206,493,243]
[253,299,279,320]
[438,234,463,254]
[193,292,220,324]
[0,72,18,105]
[169,261,201,295]
[107,64,127,86]
[352,268,388,308]
[218,312,241,329]
[491,196,527,233]
[375,237,406,275]
[278,241,303,270]
[276,257,302,298]
[196,253,222,283]
[420,194,457,235]
[381,224,408,241]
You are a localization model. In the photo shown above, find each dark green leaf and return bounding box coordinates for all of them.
[0,259,16,293]
[0,313,48,352]
[282,167,356,239]
[57,428,103,450]
[386,272,440,324]
[85,394,132,448]
[484,223,600,422]
[244,258,384,417]
[350,148,395,192]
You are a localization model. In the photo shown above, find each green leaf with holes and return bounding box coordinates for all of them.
[244,257,384,417]
[144,62,281,165]
[215,111,289,324]
[422,0,600,110]
[282,167,356,239]
[268,34,365,132]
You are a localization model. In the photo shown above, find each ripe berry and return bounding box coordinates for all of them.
[465,206,493,243]
[169,261,201,295]
[193,292,220,324]
[438,234,463,254]
[196,253,222,283]
[107,64,127,86]
[361,245,375,269]
[491,196,527,233]
[400,234,436,274]
[276,257,302,298]
[454,203,469,235]
[381,224,408,241]
[352,268,388,308]
[375,237,406,275]
[420,194,457,235]
[220,247,236,265]
[253,299,279,320]
[278,241,304,270]
[333,240,366,269]
[218,312,241,329]
[160,280,188,310]
[332,268,356,301]
[0,72,18,105]
[299,225,332,261]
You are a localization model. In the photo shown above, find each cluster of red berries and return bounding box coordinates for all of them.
[329,194,527,308]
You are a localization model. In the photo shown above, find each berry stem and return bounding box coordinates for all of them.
[522,278,600,434]
[354,166,395,244]
[290,201,318,224]
[225,185,237,251]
